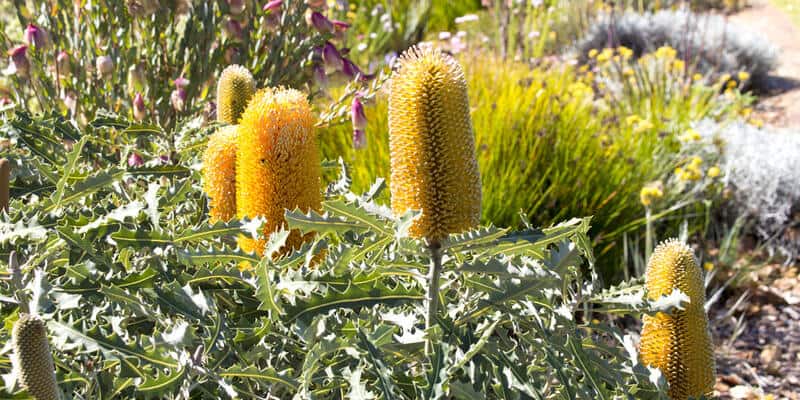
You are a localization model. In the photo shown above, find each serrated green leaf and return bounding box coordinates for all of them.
[285,208,368,235]
[283,281,423,323]
[219,366,298,391]
[322,199,391,237]
[173,220,242,243]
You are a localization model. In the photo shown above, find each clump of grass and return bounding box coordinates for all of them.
[578,9,778,90]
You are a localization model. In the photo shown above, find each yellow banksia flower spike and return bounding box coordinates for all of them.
[640,239,715,399]
[217,65,256,124]
[388,46,482,243]
[236,87,322,256]
[202,125,238,223]
[12,314,59,400]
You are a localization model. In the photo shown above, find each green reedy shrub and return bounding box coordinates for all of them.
[322,51,745,280]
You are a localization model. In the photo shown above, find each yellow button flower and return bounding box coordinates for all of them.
[640,181,664,207]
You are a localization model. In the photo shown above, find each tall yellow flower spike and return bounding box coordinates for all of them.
[388,46,481,243]
[217,65,256,124]
[201,65,255,223]
[640,239,715,399]
[202,125,238,223]
[236,87,321,255]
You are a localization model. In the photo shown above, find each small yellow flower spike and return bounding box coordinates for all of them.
[202,125,239,223]
[640,239,716,399]
[389,46,482,243]
[217,65,256,124]
[236,87,322,255]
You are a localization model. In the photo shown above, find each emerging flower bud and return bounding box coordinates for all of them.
[351,95,367,131]
[351,95,367,149]
[171,89,186,112]
[321,42,343,72]
[127,0,159,17]
[11,315,59,400]
[56,51,70,75]
[224,17,243,41]
[0,98,11,106]
[171,76,189,111]
[262,0,283,30]
[224,47,241,64]
[353,129,366,150]
[173,76,189,89]
[332,20,350,39]
[24,24,49,49]
[262,0,282,12]
[227,0,245,15]
[133,93,146,121]
[127,63,146,94]
[313,64,328,91]
[308,11,333,33]
[128,152,144,167]
[305,0,326,10]
[62,91,77,115]
[342,57,361,79]
[332,20,351,31]
[96,55,114,78]
[343,58,373,81]
[8,45,30,78]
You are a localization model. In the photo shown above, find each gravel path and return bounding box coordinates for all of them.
[729,0,800,128]
[711,265,800,399]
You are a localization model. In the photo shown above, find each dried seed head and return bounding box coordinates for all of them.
[12,314,59,400]
[640,239,715,399]
[217,65,256,125]
[236,88,321,255]
[202,125,239,223]
[388,46,482,242]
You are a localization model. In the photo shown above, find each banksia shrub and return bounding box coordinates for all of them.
[202,125,239,223]
[236,87,321,255]
[217,65,256,124]
[388,46,481,243]
[12,314,59,400]
[639,239,715,399]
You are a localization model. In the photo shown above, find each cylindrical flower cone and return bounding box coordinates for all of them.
[12,314,59,400]
[388,46,481,243]
[236,87,321,256]
[640,239,716,399]
[217,65,256,124]
[202,125,239,223]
